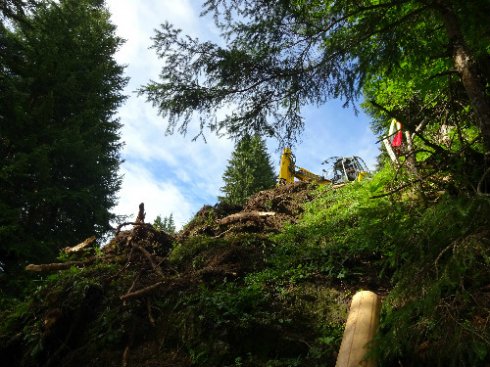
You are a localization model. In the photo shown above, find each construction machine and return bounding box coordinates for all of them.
[278,148,369,185]
[328,156,369,184]
[278,148,331,185]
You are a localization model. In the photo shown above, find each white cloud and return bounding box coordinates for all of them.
[106,0,236,225]
[106,1,381,229]
[117,162,194,228]
[116,105,234,226]
[107,0,198,64]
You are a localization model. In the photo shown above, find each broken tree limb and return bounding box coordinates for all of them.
[120,281,165,301]
[214,226,237,239]
[217,211,276,226]
[332,183,347,190]
[370,170,438,199]
[197,265,238,278]
[477,166,490,195]
[25,258,95,272]
[131,243,165,278]
[146,299,156,327]
[63,236,96,254]
[135,202,145,223]
[115,222,153,235]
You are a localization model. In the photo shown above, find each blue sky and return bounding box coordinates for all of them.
[106,0,381,228]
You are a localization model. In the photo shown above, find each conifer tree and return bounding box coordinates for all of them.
[0,0,127,275]
[219,135,276,206]
[153,214,176,234]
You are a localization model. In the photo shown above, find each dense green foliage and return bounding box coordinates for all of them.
[0,0,127,276]
[275,168,490,366]
[219,135,276,206]
[359,0,490,194]
[0,1,489,366]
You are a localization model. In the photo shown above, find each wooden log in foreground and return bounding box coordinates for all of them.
[335,290,381,367]
[25,258,95,272]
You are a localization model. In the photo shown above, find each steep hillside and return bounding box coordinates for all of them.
[1,168,489,367]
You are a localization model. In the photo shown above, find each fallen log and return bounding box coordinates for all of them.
[217,211,276,226]
[120,281,165,301]
[335,290,381,367]
[131,243,165,278]
[63,236,96,254]
[25,258,95,272]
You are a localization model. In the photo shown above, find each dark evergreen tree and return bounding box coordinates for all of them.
[0,0,127,275]
[0,0,38,22]
[219,135,276,206]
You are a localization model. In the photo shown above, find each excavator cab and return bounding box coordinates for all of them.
[329,156,369,183]
[279,148,368,185]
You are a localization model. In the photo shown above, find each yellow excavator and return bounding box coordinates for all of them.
[278,148,330,185]
[278,148,369,185]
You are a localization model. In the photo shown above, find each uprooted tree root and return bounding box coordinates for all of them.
[14,184,338,367]
[62,183,319,305]
[178,182,320,240]
[21,215,181,366]
[19,200,275,366]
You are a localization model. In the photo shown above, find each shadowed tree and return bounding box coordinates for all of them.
[219,135,276,206]
[0,0,127,276]
[153,213,176,234]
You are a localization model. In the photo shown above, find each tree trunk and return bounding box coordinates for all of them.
[404,131,428,207]
[433,0,490,152]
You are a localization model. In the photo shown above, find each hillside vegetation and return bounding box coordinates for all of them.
[1,164,489,367]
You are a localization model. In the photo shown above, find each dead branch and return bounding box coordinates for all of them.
[370,170,438,199]
[214,226,237,239]
[122,270,143,306]
[131,243,164,278]
[217,211,276,226]
[122,320,136,367]
[434,242,457,278]
[136,202,145,223]
[122,345,129,367]
[116,203,150,234]
[63,236,96,254]
[197,266,238,278]
[115,222,153,235]
[146,299,155,327]
[25,258,95,272]
[128,273,141,293]
[477,166,490,196]
[120,281,165,301]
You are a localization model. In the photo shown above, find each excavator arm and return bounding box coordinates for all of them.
[278,147,295,184]
[294,167,330,184]
[278,148,331,185]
